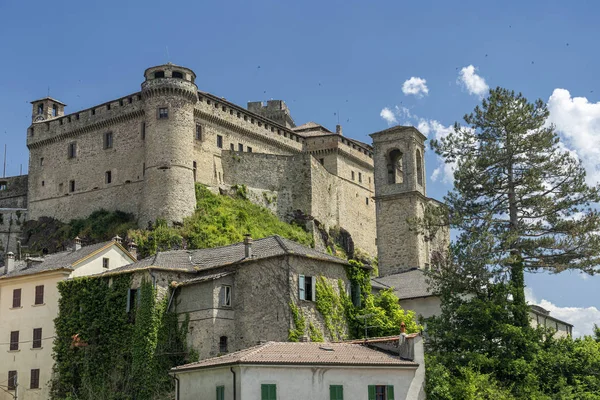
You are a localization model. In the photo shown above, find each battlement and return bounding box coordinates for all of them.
[197,93,304,153]
[247,100,295,128]
[27,93,144,148]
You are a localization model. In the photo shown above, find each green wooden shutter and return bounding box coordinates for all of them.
[330,385,343,400]
[270,384,277,400]
[299,275,305,300]
[368,385,376,400]
[261,384,268,399]
[386,385,394,400]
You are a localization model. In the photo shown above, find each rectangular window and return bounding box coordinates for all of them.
[32,328,42,349]
[216,386,225,400]
[105,171,112,184]
[158,107,168,119]
[351,171,355,180]
[40,157,44,166]
[230,143,235,151]
[298,275,316,301]
[261,384,277,400]
[359,172,362,183]
[196,124,203,140]
[104,132,113,149]
[142,122,146,140]
[12,288,21,308]
[68,142,77,159]
[247,146,252,153]
[35,285,44,305]
[330,385,344,400]
[30,369,40,389]
[126,288,140,313]
[69,180,75,193]
[217,135,223,148]
[366,197,369,205]
[368,385,394,400]
[10,331,19,351]
[238,143,243,152]
[219,285,232,307]
[7,371,16,391]
[102,258,109,269]
[319,158,324,165]
[219,336,228,353]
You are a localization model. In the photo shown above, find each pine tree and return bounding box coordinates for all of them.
[430,87,600,325]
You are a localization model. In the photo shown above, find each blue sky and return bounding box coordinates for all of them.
[0,0,598,335]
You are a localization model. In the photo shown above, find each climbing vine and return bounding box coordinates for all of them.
[309,322,324,342]
[288,301,306,342]
[315,277,348,341]
[51,275,196,400]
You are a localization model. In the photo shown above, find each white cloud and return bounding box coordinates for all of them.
[402,77,429,97]
[379,107,397,125]
[458,65,489,98]
[415,119,456,184]
[525,287,600,338]
[547,89,600,185]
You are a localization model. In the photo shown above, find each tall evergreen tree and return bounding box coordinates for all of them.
[430,87,600,325]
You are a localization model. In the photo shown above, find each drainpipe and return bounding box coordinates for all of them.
[148,269,157,288]
[172,375,180,400]
[230,367,237,400]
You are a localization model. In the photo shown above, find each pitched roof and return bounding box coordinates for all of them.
[0,241,132,280]
[371,268,433,300]
[102,235,348,276]
[171,341,418,372]
[292,121,333,136]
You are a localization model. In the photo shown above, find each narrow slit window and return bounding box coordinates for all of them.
[105,171,112,184]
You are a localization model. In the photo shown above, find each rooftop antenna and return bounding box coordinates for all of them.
[47,86,50,97]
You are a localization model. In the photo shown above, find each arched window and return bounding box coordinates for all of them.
[153,70,165,79]
[387,149,403,184]
[37,104,43,115]
[172,71,183,79]
[416,149,424,186]
[219,336,228,353]
[52,104,58,117]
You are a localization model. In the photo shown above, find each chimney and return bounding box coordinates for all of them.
[243,234,253,258]
[128,241,138,260]
[74,236,82,251]
[113,235,122,245]
[5,252,15,274]
[398,322,415,360]
[336,124,343,136]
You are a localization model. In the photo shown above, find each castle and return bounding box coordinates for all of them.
[0,62,443,276]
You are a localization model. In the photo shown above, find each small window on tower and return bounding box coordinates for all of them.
[68,142,77,159]
[217,135,223,148]
[238,143,243,152]
[104,132,113,149]
[230,143,235,151]
[195,125,203,141]
[154,70,165,79]
[69,180,75,193]
[247,146,252,153]
[219,336,228,353]
[52,104,58,117]
[37,104,43,115]
[141,122,146,140]
[105,171,112,184]
[0,181,7,191]
[158,107,168,119]
[172,71,183,79]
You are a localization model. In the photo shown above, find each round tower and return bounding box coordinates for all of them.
[139,64,198,226]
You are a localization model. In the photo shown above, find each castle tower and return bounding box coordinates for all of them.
[139,64,198,226]
[370,126,429,276]
[30,97,66,122]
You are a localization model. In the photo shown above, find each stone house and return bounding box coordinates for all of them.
[372,268,574,337]
[170,339,424,400]
[0,238,136,400]
[101,235,365,360]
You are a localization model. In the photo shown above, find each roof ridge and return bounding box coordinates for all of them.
[238,341,274,362]
[272,235,291,254]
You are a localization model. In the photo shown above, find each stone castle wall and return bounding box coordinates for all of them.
[221,152,376,256]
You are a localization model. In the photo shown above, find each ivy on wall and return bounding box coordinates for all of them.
[52,276,197,400]
[288,301,306,342]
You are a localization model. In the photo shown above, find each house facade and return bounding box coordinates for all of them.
[170,341,423,400]
[100,235,364,361]
[0,239,136,400]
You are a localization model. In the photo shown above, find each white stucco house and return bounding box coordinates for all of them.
[0,237,137,400]
[171,337,426,400]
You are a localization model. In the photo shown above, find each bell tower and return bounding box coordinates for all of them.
[370,126,429,276]
[30,97,66,122]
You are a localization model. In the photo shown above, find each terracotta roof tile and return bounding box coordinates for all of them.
[171,341,418,372]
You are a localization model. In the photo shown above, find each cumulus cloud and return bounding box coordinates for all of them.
[417,120,456,183]
[547,89,600,185]
[402,77,429,97]
[525,287,600,338]
[380,107,397,125]
[458,65,489,98]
